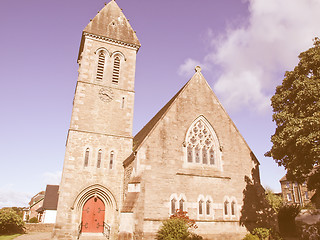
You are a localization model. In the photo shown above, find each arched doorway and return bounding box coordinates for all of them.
[82,196,105,233]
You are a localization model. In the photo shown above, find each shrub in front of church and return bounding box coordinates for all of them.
[242,233,259,240]
[156,210,203,240]
[28,217,39,223]
[0,208,25,234]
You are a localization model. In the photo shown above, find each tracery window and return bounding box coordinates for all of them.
[96,51,106,81]
[112,56,120,84]
[84,148,89,167]
[185,117,220,166]
[109,151,114,169]
[97,149,102,168]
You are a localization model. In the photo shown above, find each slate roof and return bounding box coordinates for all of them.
[42,185,59,210]
[83,0,140,47]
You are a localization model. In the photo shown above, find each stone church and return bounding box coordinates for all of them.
[53,1,264,239]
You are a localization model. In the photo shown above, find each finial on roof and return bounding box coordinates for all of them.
[104,2,107,5]
[195,66,201,73]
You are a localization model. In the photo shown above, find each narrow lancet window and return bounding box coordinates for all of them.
[84,148,89,167]
[224,200,229,215]
[97,149,102,168]
[109,151,114,169]
[195,146,200,163]
[96,51,105,81]
[171,198,176,214]
[187,145,193,163]
[202,147,208,164]
[179,199,184,211]
[209,148,215,165]
[206,200,211,215]
[199,200,203,215]
[112,56,120,84]
[231,201,236,216]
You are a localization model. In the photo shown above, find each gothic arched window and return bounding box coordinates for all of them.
[185,116,220,166]
[112,56,120,84]
[206,200,211,215]
[199,200,204,215]
[97,149,102,168]
[84,148,89,167]
[179,199,184,211]
[224,200,229,216]
[109,151,114,169]
[231,201,236,216]
[171,198,176,214]
[96,51,106,81]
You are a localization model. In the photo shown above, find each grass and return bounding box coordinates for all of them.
[0,234,22,240]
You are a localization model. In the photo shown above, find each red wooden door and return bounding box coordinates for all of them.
[82,197,105,233]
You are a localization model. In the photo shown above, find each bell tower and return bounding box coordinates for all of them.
[53,1,140,239]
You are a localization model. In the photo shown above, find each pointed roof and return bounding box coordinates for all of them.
[130,66,259,165]
[83,0,140,47]
[133,68,202,152]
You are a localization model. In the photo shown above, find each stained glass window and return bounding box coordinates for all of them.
[206,200,210,215]
[185,117,219,166]
[109,151,114,169]
[231,201,236,216]
[199,200,203,215]
[179,199,184,211]
[171,198,176,214]
[224,200,229,215]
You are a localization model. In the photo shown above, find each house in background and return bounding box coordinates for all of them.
[23,190,45,222]
[37,185,59,223]
[23,185,59,223]
[280,175,313,206]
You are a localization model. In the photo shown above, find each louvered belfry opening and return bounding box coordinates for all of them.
[96,51,105,81]
[112,56,120,83]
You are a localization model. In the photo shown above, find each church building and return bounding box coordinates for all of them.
[53,1,263,239]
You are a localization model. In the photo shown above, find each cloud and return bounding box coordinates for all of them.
[0,185,32,208]
[179,0,320,113]
[178,58,210,78]
[42,170,62,185]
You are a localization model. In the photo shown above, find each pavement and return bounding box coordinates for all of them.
[14,232,52,240]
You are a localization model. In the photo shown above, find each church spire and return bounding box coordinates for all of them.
[83,1,140,47]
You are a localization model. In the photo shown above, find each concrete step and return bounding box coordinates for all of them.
[78,232,108,240]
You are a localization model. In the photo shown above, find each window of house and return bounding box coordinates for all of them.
[84,148,89,167]
[171,198,176,214]
[185,117,220,166]
[179,199,184,211]
[224,200,229,216]
[97,149,102,168]
[96,51,106,81]
[206,200,210,215]
[112,56,120,84]
[287,193,292,201]
[109,151,114,169]
[231,201,236,216]
[305,191,309,200]
[199,200,204,215]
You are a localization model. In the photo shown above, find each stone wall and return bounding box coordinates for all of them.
[25,223,54,233]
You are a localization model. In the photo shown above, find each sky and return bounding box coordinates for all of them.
[1,0,320,208]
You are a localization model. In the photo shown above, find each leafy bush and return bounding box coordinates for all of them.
[278,204,300,237]
[187,232,203,240]
[156,210,203,240]
[252,228,270,239]
[28,217,39,223]
[0,208,24,234]
[242,233,259,240]
[156,218,189,240]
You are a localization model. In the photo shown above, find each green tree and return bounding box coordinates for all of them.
[266,37,320,191]
[265,188,283,213]
[0,208,25,234]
